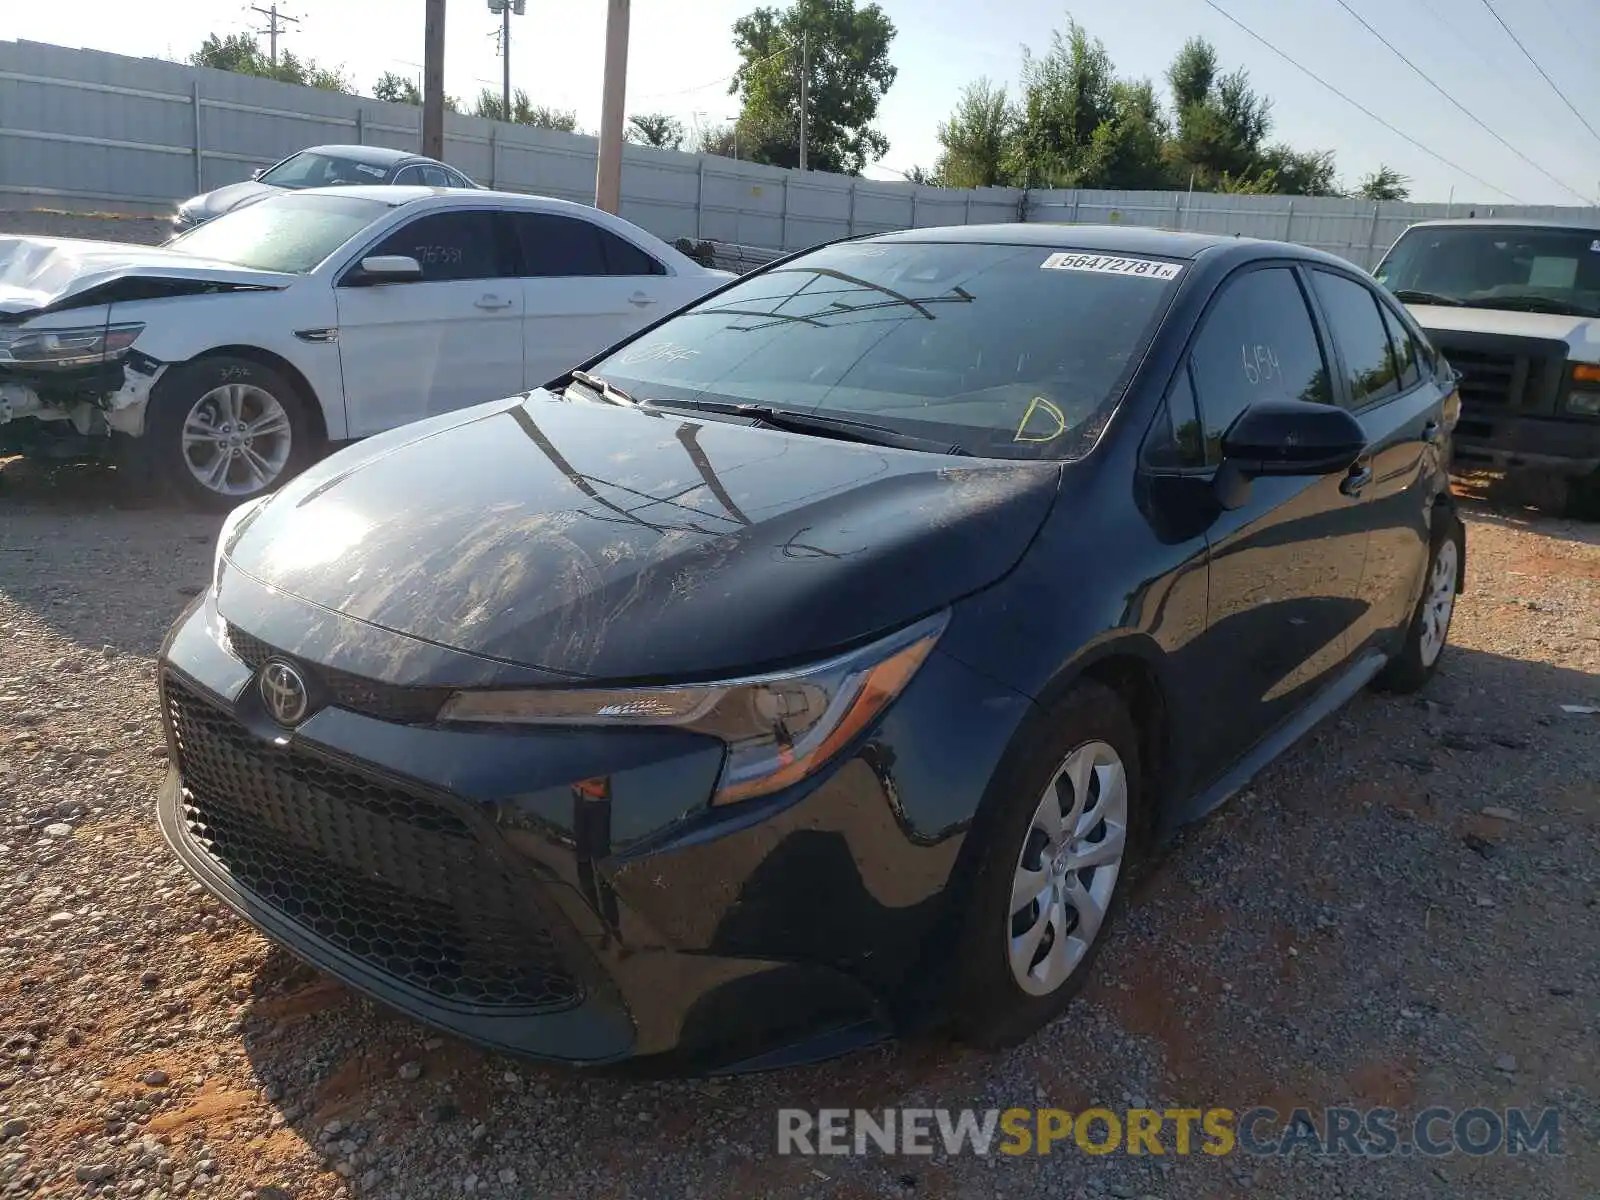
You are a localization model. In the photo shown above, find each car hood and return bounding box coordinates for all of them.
[223,393,1062,680]
[184,180,282,221]
[0,235,297,320]
[1407,303,1600,361]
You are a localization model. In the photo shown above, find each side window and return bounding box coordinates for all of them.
[1142,365,1205,469]
[366,211,509,282]
[420,165,453,188]
[391,165,421,185]
[445,168,473,189]
[1378,298,1422,391]
[1189,267,1331,463]
[510,212,607,276]
[1311,269,1402,408]
[596,227,666,276]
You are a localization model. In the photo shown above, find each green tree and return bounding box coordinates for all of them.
[189,32,351,94]
[1165,39,1271,187]
[472,88,578,131]
[626,113,687,149]
[729,0,898,174]
[373,71,421,105]
[1257,146,1340,196]
[1009,19,1118,187]
[1077,79,1171,189]
[934,78,1013,188]
[696,121,740,158]
[1357,164,1411,201]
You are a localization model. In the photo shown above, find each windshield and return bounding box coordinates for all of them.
[167,194,389,273]
[1376,225,1600,316]
[585,240,1182,460]
[259,150,394,188]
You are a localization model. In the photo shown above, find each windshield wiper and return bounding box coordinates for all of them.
[568,370,639,406]
[648,398,969,455]
[1391,288,1464,307]
[1459,295,1600,318]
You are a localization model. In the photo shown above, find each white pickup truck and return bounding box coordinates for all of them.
[1377,218,1600,513]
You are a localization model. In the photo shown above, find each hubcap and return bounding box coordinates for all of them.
[181,383,292,496]
[1007,740,1129,997]
[1418,537,1458,667]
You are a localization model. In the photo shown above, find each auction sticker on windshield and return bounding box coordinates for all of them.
[1041,252,1183,281]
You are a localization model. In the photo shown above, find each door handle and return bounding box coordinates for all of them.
[1421,420,1441,444]
[474,295,514,310]
[628,292,657,308]
[1339,461,1374,497]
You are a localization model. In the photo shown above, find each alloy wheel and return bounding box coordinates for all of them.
[1007,739,1128,996]
[1418,537,1458,667]
[181,383,293,497]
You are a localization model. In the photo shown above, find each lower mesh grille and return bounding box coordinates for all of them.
[164,678,583,1011]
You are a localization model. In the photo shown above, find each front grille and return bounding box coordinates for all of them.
[226,624,451,725]
[165,678,583,1011]
[1444,347,1545,409]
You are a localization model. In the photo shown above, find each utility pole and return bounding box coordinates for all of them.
[798,31,809,171]
[488,0,525,120]
[249,4,300,68]
[423,0,447,159]
[595,0,631,214]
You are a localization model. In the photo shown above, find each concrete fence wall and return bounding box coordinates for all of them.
[5,39,1599,268]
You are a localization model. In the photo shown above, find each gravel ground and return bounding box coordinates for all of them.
[0,210,172,246]
[0,459,1595,1200]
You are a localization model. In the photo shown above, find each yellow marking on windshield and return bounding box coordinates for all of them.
[1014,396,1067,443]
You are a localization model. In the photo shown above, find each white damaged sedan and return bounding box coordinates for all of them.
[0,187,731,507]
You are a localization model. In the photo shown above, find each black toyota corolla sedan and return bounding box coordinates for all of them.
[155,225,1465,1072]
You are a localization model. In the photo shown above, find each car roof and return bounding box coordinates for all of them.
[300,144,421,167]
[304,185,623,213]
[865,222,1325,262]
[1402,217,1600,232]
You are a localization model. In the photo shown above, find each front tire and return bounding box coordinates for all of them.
[1374,509,1464,694]
[137,355,316,511]
[952,680,1148,1049]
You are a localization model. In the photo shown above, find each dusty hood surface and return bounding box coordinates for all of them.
[0,236,296,319]
[1407,303,1600,361]
[222,393,1062,680]
[185,180,281,223]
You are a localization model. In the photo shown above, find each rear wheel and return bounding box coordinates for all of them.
[135,355,316,510]
[1374,511,1463,694]
[952,681,1148,1049]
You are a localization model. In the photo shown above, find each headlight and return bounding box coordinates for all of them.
[1567,391,1600,416]
[439,611,949,805]
[0,323,144,370]
[213,496,269,592]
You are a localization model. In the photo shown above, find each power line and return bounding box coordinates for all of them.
[1477,0,1600,153]
[248,4,299,68]
[1199,0,1521,202]
[632,39,796,102]
[1328,0,1593,204]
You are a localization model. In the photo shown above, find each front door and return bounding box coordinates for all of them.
[1182,264,1374,785]
[335,209,524,436]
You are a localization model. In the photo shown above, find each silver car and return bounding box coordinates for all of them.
[172,144,479,231]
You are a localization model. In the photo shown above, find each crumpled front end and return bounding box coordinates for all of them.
[0,351,166,451]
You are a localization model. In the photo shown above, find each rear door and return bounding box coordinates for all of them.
[1307,267,1449,652]
[507,210,678,387]
[335,209,524,435]
[1183,264,1374,783]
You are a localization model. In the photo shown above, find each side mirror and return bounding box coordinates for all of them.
[250,168,264,181]
[1214,399,1366,508]
[352,255,424,285]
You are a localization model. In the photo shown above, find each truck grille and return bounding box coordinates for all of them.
[226,624,451,726]
[1444,347,1544,409]
[164,677,583,1012]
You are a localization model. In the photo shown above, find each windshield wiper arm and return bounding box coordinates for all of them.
[648,398,969,455]
[568,370,639,406]
[1459,296,1600,317]
[1391,288,1464,307]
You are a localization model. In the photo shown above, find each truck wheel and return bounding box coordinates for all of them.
[137,356,317,511]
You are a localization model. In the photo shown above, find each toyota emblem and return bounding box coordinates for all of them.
[259,659,310,727]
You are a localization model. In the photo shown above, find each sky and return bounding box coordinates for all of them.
[8,0,1600,205]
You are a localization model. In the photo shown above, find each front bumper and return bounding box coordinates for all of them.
[155,588,1032,1071]
[1452,409,1600,476]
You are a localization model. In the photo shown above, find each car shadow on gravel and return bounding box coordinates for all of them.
[211,638,1600,1197]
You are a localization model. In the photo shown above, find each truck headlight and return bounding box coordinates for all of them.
[439,611,949,805]
[0,323,144,370]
